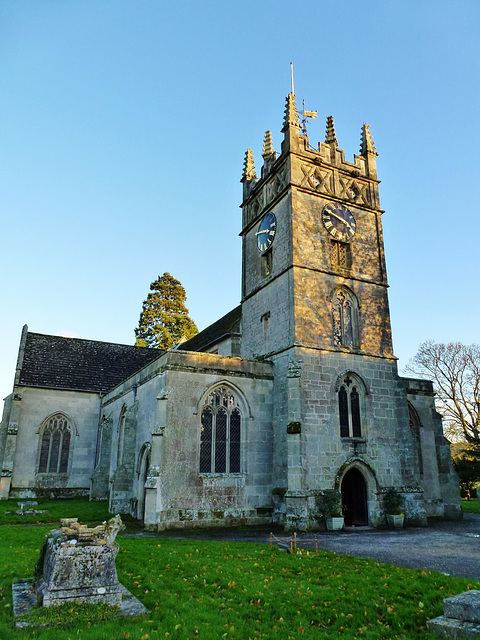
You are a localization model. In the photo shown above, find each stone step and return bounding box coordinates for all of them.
[427,615,480,639]
[443,590,480,623]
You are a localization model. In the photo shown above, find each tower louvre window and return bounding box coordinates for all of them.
[331,240,351,269]
[199,387,242,474]
[261,248,273,277]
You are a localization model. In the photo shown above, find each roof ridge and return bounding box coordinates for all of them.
[26,331,159,352]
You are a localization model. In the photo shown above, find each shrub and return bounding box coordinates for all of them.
[384,487,404,515]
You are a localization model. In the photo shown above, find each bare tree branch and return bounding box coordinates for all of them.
[406,341,480,444]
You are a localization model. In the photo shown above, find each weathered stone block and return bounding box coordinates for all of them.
[443,591,480,624]
[36,516,124,607]
[427,616,480,639]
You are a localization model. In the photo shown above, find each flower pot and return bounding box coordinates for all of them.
[326,516,344,531]
[386,514,404,528]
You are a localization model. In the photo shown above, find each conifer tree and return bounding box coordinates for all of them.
[135,273,198,350]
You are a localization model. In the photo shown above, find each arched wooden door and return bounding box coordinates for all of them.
[341,468,368,526]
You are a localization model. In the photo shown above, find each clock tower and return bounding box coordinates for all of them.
[239,92,439,529]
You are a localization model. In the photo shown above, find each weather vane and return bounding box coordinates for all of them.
[290,62,317,135]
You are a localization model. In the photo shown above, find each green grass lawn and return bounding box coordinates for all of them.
[461,498,480,514]
[0,497,141,531]
[0,499,479,639]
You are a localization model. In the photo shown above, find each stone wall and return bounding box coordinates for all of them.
[1,386,100,499]
[100,350,274,529]
[403,377,462,520]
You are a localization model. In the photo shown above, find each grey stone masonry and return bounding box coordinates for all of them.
[443,591,480,623]
[36,516,124,607]
[428,591,480,639]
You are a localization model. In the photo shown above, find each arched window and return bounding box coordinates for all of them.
[200,387,242,474]
[117,406,127,466]
[408,402,423,475]
[332,287,359,348]
[338,373,364,438]
[95,416,109,468]
[38,414,72,473]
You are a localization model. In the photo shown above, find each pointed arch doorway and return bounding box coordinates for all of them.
[341,468,368,526]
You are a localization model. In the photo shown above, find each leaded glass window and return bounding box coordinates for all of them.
[117,406,127,465]
[38,414,72,473]
[200,387,242,474]
[338,375,364,439]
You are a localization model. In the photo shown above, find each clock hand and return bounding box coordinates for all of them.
[255,229,270,236]
[328,210,353,231]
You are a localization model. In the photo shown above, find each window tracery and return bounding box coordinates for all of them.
[38,413,72,473]
[338,374,364,438]
[200,387,242,474]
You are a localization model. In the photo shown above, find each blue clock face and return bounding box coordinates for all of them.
[256,212,277,253]
[322,203,356,241]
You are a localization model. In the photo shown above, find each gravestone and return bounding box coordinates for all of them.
[12,515,147,627]
[428,590,480,638]
[36,515,124,606]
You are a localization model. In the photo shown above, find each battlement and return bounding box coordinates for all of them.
[241,93,380,231]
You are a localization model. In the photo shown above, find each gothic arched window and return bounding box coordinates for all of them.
[338,374,364,438]
[332,287,359,349]
[200,387,242,474]
[117,406,127,466]
[38,413,73,473]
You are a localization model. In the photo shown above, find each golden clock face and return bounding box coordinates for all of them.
[256,212,277,253]
[322,203,356,241]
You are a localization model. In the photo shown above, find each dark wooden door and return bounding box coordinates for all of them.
[341,469,368,526]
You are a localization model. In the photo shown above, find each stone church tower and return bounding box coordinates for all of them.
[240,92,458,528]
[0,89,460,531]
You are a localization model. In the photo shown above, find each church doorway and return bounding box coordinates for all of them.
[341,468,368,526]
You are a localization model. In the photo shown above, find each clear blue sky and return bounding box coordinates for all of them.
[1,1,479,402]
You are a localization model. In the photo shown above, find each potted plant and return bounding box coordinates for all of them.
[316,489,344,531]
[384,487,404,528]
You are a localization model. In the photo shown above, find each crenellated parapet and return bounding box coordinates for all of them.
[241,93,381,231]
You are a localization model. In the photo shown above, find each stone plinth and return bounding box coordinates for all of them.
[12,515,148,627]
[37,540,122,606]
[428,590,480,639]
[36,515,124,607]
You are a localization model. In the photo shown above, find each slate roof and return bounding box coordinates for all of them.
[18,332,162,393]
[180,305,242,353]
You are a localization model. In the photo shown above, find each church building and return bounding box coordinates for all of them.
[0,92,461,530]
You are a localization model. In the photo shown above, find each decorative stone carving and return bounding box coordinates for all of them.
[265,166,287,203]
[144,476,159,489]
[157,390,171,400]
[287,361,302,378]
[300,164,333,195]
[152,424,165,435]
[7,423,18,435]
[148,465,161,477]
[338,175,370,206]
[1,468,12,477]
